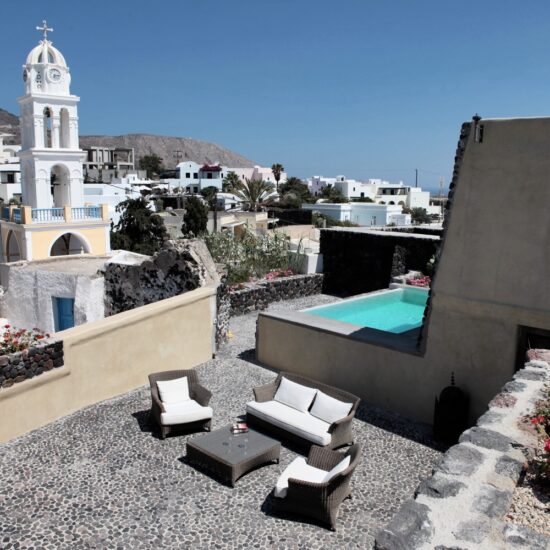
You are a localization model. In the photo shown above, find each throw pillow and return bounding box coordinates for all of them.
[273,377,317,413]
[157,376,190,404]
[310,391,353,424]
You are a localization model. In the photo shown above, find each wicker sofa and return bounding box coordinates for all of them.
[246,372,360,449]
[149,370,213,439]
[273,443,362,530]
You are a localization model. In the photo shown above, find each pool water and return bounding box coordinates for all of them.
[303,287,428,334]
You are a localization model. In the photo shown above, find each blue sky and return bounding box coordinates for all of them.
[2,1,549,191]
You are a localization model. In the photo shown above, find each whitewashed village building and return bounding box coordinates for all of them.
[0,134,22,202]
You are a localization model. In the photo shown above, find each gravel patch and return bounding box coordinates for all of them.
[0,294,445,549]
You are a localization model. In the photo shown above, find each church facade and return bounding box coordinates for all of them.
[0,22,110,262]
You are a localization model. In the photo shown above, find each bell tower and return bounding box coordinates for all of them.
[0,22,110,263]
[18,20,85,209]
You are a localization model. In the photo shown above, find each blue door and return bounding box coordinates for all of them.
[53,297,75,331]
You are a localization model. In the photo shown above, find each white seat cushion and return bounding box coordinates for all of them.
[246,400,331,446]
[323,455,351,482]
[274,456,327,498]
[273,377,317,413]
[160,399,212,426]
[310,391,353,425]
[157,376,190,404]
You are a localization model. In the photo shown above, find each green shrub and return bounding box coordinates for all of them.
[204,230,291,283]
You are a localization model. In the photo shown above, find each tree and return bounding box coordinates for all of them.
[277,176,313,208]
[320,185,348,203]
[411,207,431,225]
[230,178,274,212]
[182,195,208,236]
[222,171,241,193]
[271,163,284,192]
[110,197,168,255]
[139,154,164,179]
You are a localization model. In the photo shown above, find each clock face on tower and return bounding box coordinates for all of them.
[48,68,62,82]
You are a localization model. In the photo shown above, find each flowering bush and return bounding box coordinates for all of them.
[406,275,431,287]
[1,325,50,354]
[529,386,550,484]
[204,230,291,284]
[265,268,293,280]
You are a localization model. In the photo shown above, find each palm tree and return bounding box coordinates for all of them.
[222,171,241,193]
[231,178,274,211]
[271,163,284,192]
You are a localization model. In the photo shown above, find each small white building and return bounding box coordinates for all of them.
[0,135,22,202]
[302,202,411,227]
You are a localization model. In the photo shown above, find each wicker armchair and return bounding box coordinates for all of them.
[248,372,360,449]
[273,443,361,530]
[149,370,212,439]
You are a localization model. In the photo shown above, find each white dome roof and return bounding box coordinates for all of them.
[26,40,67,68]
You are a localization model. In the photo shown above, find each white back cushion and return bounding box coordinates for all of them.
[323,455,351,483]
[310,390,353,424]
[273,377,317,413]
[157,376,190,404]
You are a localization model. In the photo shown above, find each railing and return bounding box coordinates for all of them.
[31,208,65,223]
[72,206,101,220]
[12,208,21,223]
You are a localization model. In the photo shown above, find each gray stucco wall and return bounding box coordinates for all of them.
[257,116,550,424]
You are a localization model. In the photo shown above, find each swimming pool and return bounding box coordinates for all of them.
[302,286,429,334]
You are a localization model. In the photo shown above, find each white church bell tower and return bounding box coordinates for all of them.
[18,21,85,209]
[0,21,110,263]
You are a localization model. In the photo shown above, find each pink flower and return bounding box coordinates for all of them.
[531,415,546,425]
[3,324,10,329]
[544,439,550,453]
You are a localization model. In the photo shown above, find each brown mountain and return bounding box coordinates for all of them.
[0,109,255,168]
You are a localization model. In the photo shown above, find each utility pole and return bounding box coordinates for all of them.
[415,168,418,188]
[439,176,444,198]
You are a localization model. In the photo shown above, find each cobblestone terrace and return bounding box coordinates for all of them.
[0,295,446,549]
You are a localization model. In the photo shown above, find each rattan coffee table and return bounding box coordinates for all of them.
[186,425,281,486]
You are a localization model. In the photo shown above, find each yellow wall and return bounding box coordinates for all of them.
[0,285,216,443]
[30,224,109,259]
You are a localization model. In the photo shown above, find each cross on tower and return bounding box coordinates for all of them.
[36,20,53,40]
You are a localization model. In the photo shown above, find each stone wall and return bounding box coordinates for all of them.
[103,240,219,316]
[375,356,550,550]
[320,229,439,297]
[0,340,63,389]
[228,274,323,317]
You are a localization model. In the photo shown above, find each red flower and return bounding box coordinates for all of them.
[3,324,10,329]
[544,439,550,453]
[531,415,546,425]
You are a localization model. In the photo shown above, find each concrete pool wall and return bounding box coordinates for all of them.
[257,117,550,424]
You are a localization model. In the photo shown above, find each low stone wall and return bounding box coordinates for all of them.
[375,357,550,549]
[0,340,63,389]
[228,273,323,317]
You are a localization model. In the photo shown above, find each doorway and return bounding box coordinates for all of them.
[53,297,75,331]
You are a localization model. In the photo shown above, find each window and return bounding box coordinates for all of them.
[7,174,15,184]
[207,173,212,179]
[185,172,190,178]
[360,192,364,198]
[193,173,198,179]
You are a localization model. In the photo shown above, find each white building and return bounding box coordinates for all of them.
[302,202,411,227]
[0,134,22,202]
[163,163,288,194]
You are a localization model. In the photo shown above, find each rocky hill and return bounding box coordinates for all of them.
[0,109,254,168]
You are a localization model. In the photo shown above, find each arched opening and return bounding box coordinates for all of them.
[43,108,53,148]
[60,108,70,148]
[398,201,405,206]
[379,201,386,205]
[50,233,90,257]
[6,231,22,262]
[389,201,395,205]
[50,164,70,207]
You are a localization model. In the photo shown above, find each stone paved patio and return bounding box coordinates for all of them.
[0,295,446,549]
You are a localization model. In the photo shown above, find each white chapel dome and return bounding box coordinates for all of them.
[26,40,67,68]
